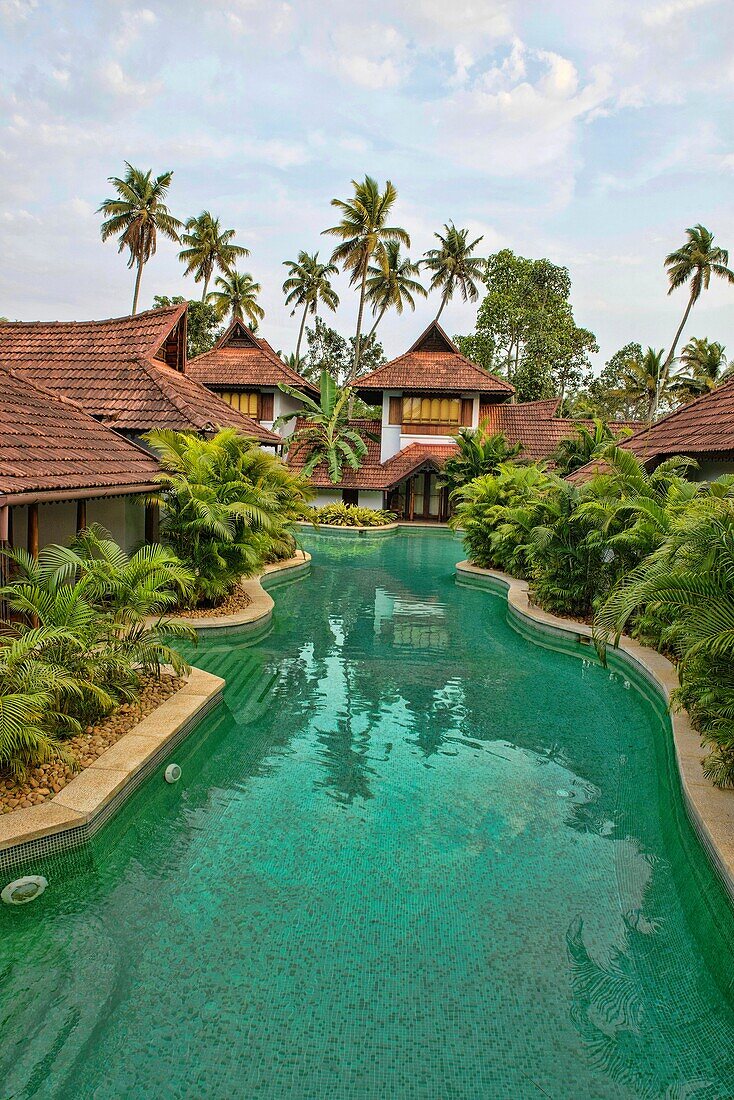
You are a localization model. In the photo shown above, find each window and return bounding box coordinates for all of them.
[402,396,462,426]
[342,488,359,505]
[219,391,260,417]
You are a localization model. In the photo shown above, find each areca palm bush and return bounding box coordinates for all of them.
[147,429,312,606]
[594,495,734,786]
[0,528,194,773]
[276,370,378,483]
[552,418,633,476]
[441,427,523,496]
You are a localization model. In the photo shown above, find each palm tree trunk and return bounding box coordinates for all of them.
[367,301,388,341]
[295,303,309,362]
[351,260,368,384]
[657,290,696,418]
[131,258,144,316]
[435,291,449,323]
[201,274,210,303]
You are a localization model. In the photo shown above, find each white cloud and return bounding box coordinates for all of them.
[641,0,719,26]
[114,8,158,50]
[0,0,37,24]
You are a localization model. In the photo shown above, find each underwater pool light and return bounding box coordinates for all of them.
[1,875,47,905]
[164,763,182,784]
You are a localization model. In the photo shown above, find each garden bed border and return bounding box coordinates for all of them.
[455,560,734,903]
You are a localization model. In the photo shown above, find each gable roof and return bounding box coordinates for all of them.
[188,319,319,394]
[0,306,280,443]
[624,379,734,463]
[480,400,642,463]
[0,367,161,504]
[355,320,514,402]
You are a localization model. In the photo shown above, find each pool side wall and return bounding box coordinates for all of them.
[455,561,734,904]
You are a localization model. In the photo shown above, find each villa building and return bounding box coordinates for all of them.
[0,304,280,447]
[0,366,162,562]
[188,319,318,437]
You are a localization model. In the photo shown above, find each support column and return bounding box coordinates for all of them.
[27,502,39,559]
[144,502,160,544]
[76,498,87,533]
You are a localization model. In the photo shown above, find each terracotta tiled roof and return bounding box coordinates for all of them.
[625,379,734,463]
[0,367,161,503]
[287,420,458,490]
[189,321,318,394]
[480,400,641,462]
[0,306,280,443]
[356,321,514,401]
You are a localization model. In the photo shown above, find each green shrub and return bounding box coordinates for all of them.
[312,503,396,527]
[0,526,194,776]
[146,428,312,606]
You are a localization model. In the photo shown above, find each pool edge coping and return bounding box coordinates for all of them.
[455,560,734,903]
[0,666,225,869]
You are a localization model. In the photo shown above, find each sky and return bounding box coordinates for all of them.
[1,0,733,371]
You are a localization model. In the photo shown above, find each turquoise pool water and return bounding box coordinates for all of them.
[2,530,734,1098]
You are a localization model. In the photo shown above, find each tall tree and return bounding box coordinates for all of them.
[612,347,669,421]
[208,271,264,327]
[577,343,646,421]
[673,337,732,401]
[301,318,385,391]
[661,224,734,416]
[178,211,250,300]
[422,223,484,322]
[323,176,409,381]
[282,251,339,363]
[365,241,426,338]
[98,163,182,315]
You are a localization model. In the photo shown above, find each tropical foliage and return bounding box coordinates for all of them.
[179,211,250,300]
[312,503,396,527]
[365,240,425,338]
[673,337,732,401]
[282,251,340,363]
[208,270,264,326]
[0,527,194,776]
[324,175,409,380]
[276,370,378,482]
[422,222,485,322]
[147,429,312,606]
[552,418,633,476]
[440,427,523,495]
[98,163,182,315]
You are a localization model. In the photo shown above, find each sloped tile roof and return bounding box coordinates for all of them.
[286,420,458,490]
[481,400,641,462]
[0,306,279,443]
[356,321,514,400]
[626,379,734,462]
[188,320,318,393]
[0,367,161,502]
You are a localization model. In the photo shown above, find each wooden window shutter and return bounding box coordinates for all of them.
[388,396,403,425]
[259,392,274,421]
[461,398,474,426]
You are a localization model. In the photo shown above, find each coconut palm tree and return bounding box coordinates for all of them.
[552,418,633,476]
[612,347,670,421]
[179,212,250,300]
[672,337,733,402]
[208,271,264,326]
[660,225,734,416]
[282,251,340,363]
[422,223,485,322]
[98,163,182,314]
[323,176,409,381]
[365,241,426,339]
[275,371,377,482]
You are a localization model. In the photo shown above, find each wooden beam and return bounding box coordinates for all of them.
[76,499,87,533]
[27,502,39,559]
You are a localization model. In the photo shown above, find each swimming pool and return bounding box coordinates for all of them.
[1,529,734,1098]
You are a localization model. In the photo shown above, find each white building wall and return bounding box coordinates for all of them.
[263,388,303,437]
[380,390,480,461]
[11,495,145,555]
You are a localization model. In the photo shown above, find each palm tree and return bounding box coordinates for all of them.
[672,337,732,402]
[98,163,182,314]
[208,271,264,326]
[661,225,734,416]
[422,223,485,322]
[179,211,250,300]
[323,176,409,381]
[612,347,669,421]
[552,418,633,476]
[275,371,377,482]
[365,241,426,339]
[440,427,523,495]
[282,251,340,363]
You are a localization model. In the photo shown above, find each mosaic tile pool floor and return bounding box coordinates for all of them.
[2,530,734,1098]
